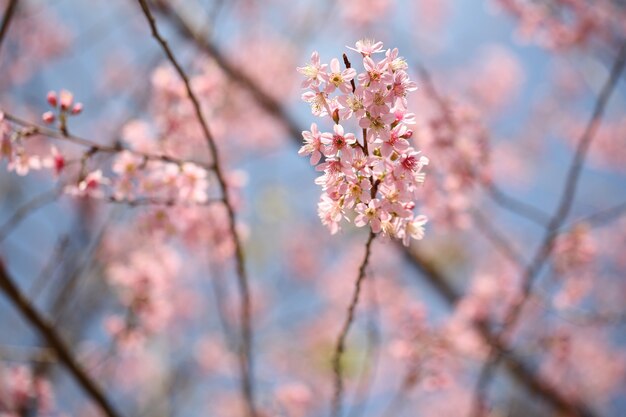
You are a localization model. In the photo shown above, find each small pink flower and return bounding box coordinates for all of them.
[318,193,344,235]
[347,39,384,57]
[355,199,389,233]
[323,58,356,94]
[7,152,42,176]
[297,51,327,88]
[401,215,428,246]
[358,56,391,87]
[66,170,109,198]
[298,123,323,165]
[321,124,356,156]
[378,124,410,158]
[42,146,66,176]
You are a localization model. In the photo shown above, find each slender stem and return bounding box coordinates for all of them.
[135,2,256,415]
[331,231,376,417]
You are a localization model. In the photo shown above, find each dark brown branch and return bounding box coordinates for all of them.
[331,231,376,417]
[134,1,256,415]
[0,261,124,417]
[469,41,626,417]
[0,0,18,58]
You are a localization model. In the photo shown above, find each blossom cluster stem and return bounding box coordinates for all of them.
[331,231,376,417]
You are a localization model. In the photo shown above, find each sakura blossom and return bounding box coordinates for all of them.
[299,41,429,245]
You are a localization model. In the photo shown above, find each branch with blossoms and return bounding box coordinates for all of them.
[156,8,609,413]
[298,39,429,417]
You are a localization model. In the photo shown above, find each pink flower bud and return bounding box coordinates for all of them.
[47,91,58,107]
[42,111,55,124]
[402,130,413,139]
[59,90,73,111]
[71,103,83,115]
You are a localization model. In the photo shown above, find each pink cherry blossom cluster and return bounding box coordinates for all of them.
[1,91,214,207]
[298,40,428,245]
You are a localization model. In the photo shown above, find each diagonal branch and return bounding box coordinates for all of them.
[0,260,124,417]
[469,41,626,417]
[134,1,256,415]
[0,0,18,58]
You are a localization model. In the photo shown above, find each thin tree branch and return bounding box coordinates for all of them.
[331,231,376,417]
[2,112,213,170]
[0,0,18,58]
[0,261,124,417]
[469,41,626,417]
[134,1,256,415]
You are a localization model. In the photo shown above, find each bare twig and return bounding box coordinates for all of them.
[331,231,376,417]
[0,261,124,417]
[469,41,626,417]
[135,1,256,415]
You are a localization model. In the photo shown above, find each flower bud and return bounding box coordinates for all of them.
[71,103,83,115]
[402,130,413,139]
[47,91,58,107]
[59,90,73,111]
[332,108,340,125]
[42,111,55,124]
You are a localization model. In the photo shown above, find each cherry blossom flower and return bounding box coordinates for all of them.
[298,122,323,165]
[347,38,385,57]
[66,170,109,198]
[323,58,356,94]
[320,123,356,157]
[297,51,327,88]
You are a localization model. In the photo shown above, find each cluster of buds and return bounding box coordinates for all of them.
[298,39,428,245]
[42,89,83,129]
